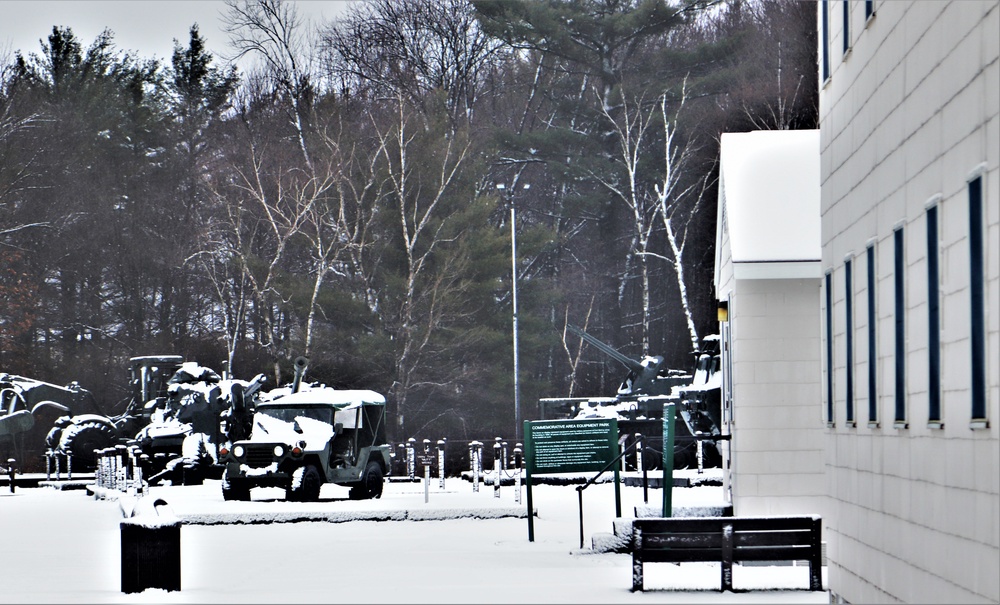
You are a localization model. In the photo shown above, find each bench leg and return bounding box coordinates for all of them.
[632,555,644,592]
[809,560,822,591]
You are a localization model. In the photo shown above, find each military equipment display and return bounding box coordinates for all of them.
[220,357,391,502]
[539,324,723,470]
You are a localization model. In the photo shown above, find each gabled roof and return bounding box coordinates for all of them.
[715,129,821,280]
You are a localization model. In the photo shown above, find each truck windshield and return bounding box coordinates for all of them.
[258,406,333,425]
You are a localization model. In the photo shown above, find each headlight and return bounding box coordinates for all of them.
[233,445,245,458]
[273,445,284,457]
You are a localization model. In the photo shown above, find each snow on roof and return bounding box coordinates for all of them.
[261,387,386,408]
[717,129,821,277]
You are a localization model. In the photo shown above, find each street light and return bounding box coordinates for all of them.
[497,182,529,440]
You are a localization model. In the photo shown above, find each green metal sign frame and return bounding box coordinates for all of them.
[523,418,620,542]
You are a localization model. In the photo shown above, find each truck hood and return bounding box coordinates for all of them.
[246,412,334,449]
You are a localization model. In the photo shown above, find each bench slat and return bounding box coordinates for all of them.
[631,515,823,593]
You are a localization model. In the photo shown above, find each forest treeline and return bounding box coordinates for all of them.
[0,0,816,441]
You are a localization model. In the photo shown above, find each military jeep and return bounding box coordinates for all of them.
[220,387,390,502]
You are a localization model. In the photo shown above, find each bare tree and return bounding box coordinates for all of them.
[224,0,316,169]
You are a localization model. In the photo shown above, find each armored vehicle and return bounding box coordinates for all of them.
[220,386,391,502]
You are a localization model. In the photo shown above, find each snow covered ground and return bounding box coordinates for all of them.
[0,471,828,603]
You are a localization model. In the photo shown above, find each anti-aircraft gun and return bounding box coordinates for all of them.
[539,324,723,470]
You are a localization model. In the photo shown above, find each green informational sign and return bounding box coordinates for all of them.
[523,418,620,542]
[525,418,619,474]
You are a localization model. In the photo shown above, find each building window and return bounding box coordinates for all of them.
[969,175,987,426]
[927,202,941,426]
[821,0,831,81]
[842,1,851,54]
[826,270,834,425]
[845,257,855,426]
[865,0,874,20]
[894,226,907,428]
[867,243,878,426]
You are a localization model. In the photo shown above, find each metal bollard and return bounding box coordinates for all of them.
[66,452,72,481]
[513,446,522,504]
[45,449,52,481]
[116,445,128,492]
[54,450,61,481]
[7,458,15,493]
[695,432,704,474]
[635,433,643,473]
[406,438,416,481]
[618,435,628,472]
[437,440,446,490]
[493,441,501,498]
[469,441,482,492]
[501,440,508,471]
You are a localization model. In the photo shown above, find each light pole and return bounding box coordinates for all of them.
[497,182,529,440]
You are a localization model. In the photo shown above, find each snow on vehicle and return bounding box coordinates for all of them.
[220,361,390,502]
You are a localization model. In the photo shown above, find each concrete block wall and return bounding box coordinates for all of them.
[819,1,999,602]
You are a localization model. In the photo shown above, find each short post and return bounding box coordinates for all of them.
[436,439,446,490]
[54,450,61,481]
[406,438,416,481]
[116,445,127,492]
[469,441,482,492]
[45,449,52,481]
[513,445,522,504]
[120,499,181,594]
[695,432,704,474]
[619,435,628,472]
[138,454,149,496]
[7,458,15,493]
[501,440,508,471]
[66,452,72,480]
[493,440,501,498]
[634,433,643,474]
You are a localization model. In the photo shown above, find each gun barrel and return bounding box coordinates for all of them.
[567,324,643,372]
[291,357,309,394]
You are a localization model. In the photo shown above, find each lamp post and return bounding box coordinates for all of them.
[497,182,529,440]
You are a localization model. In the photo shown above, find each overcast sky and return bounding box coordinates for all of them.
[0,1,354,68]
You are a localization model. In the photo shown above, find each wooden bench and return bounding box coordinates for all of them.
[631,515,823,592]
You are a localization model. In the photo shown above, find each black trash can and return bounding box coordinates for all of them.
[120,499,181,594]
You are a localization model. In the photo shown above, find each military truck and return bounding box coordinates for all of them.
[220,386,391,502]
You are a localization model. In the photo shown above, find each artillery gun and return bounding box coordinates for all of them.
[539,324,723,470]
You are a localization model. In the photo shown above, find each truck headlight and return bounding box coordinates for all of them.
[273,445,284,457]
[233,445,245,458]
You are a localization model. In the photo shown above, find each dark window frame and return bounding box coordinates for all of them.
[893,226,907,428]
[926,200,942,427]
[843,0,851,55]
[826,270,835,426]
[969,173,987,427]
[845,256,855,426]
[867,243,878,427]
[822,0,831,82]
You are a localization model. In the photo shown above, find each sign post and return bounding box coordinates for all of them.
[662,403,675,517]
[523,418,619,542]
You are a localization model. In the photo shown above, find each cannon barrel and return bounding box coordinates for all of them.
[291,357,309,394]
[567,324,643,373]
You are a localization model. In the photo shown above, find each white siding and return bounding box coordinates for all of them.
[819,1,999,602]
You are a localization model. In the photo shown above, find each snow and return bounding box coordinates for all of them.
[718,130,821,264]
[0,471,828,604]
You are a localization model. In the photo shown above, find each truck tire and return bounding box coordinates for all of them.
[287,465,323,502]
[349,461,383,500]
[222,477,251,501]
[58,421,117,470]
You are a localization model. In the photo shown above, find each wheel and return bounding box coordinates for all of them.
[287,465,323,502]
[222,476,251,501]
[58,421,117,470]
[349,460,384,500]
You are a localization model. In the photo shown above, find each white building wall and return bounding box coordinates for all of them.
[819,1,999,603]
[726,278,826,517]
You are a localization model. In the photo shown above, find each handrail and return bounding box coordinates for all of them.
[574,438,642,549]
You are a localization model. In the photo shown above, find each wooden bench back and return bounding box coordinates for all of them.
[633,515,821,564]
